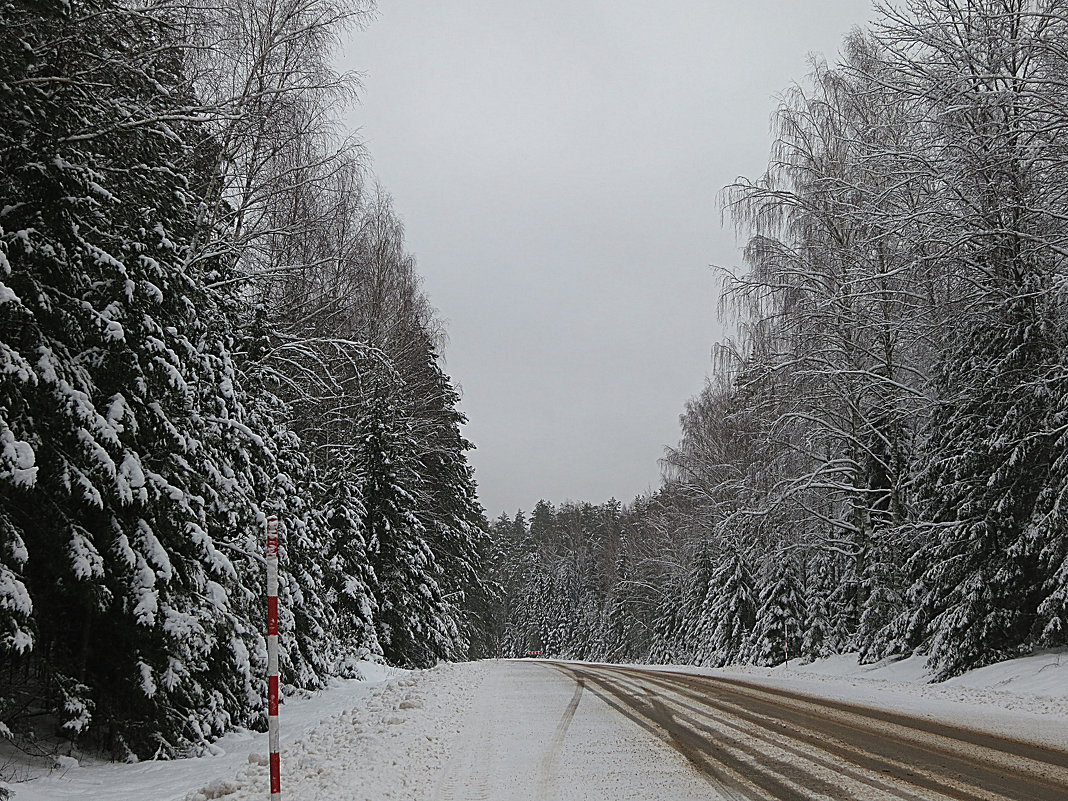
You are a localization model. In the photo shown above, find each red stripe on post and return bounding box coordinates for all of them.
[266,515,281,798]
[270,752,281,793]
[268,675,279,715]
[267,596,278,635]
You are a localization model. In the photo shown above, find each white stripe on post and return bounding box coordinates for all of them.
[266,515,281,801]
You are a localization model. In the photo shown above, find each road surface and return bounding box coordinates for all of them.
[432,660,1068,801]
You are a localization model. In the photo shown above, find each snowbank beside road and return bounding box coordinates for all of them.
[741,648,1068,696]
[3,662,410,801]
[203,661,485,801]
[702,649,1068,750]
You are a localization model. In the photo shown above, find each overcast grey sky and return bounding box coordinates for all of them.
[341,0,875,517]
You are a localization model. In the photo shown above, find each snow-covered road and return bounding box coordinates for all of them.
[11,655,1068,801]
[431,660,712,801]
[554,662,1068,800]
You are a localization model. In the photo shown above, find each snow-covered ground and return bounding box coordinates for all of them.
[1,662,424,801]
[701,648,1068,750]
[727,647,1068,699]
[204,661,484,801]
[431,659,712,801]
[7,650,1068,801]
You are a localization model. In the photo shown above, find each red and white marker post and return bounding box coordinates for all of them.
[266,516,281,801]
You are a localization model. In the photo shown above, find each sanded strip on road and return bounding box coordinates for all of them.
[579,665,996,801]
[551,662,1068,801]
[555,664,832,801]
[622,665,1068,797]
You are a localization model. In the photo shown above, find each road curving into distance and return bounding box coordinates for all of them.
[545,662,1068,801]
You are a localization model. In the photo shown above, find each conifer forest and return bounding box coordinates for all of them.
[0,0,492,759]
[4,0,1068,769]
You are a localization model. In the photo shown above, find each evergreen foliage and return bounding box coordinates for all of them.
[748,560,805,667]
[0,0,487,757]
[697,551,755,667]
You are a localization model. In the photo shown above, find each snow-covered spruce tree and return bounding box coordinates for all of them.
[855,536,908,663]
[501,539,556,658]
[639,506,702,663]
[486,510,531,656]
[1035,356,1068,647]
[647,595,691,664]
[224,331,366,688]
[547,567,585,659]
[0,285,35,742]
[1036,444,1068,645]
[0,0,276,754]
[321,469,381,673]
[405,344,495,659]
[748,559,805,666]
[696,550,755,667]
[663,540,719,664]
[232,156,393,678]
[899,292,1060,677]
[871,0,1068,678]
[801,557,836,661]
[359,390,457,667]
[506,568,554,657]
[600,528,644,663]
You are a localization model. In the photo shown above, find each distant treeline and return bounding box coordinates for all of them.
[490,0,1068,678]
[0,0,492,759]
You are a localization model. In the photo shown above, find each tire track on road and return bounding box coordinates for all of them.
[534,676,585,799]
[629,671,938,801]
[661,668,1067,773]
[556,665,805,800]
[585,666,976,800]
[548,662,1068,801]
[630,666,1068,799]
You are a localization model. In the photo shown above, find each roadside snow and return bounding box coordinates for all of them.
[701,648,1068,751]
[208,661,485,801]
[735,649,1068,695]
[3,662,408,801]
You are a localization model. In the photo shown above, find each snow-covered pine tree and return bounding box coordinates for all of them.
[359,391,456,667]
[696,550,756,667]
[748,558,805,666]
[321,470,381,674]
[0,0,273,753]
